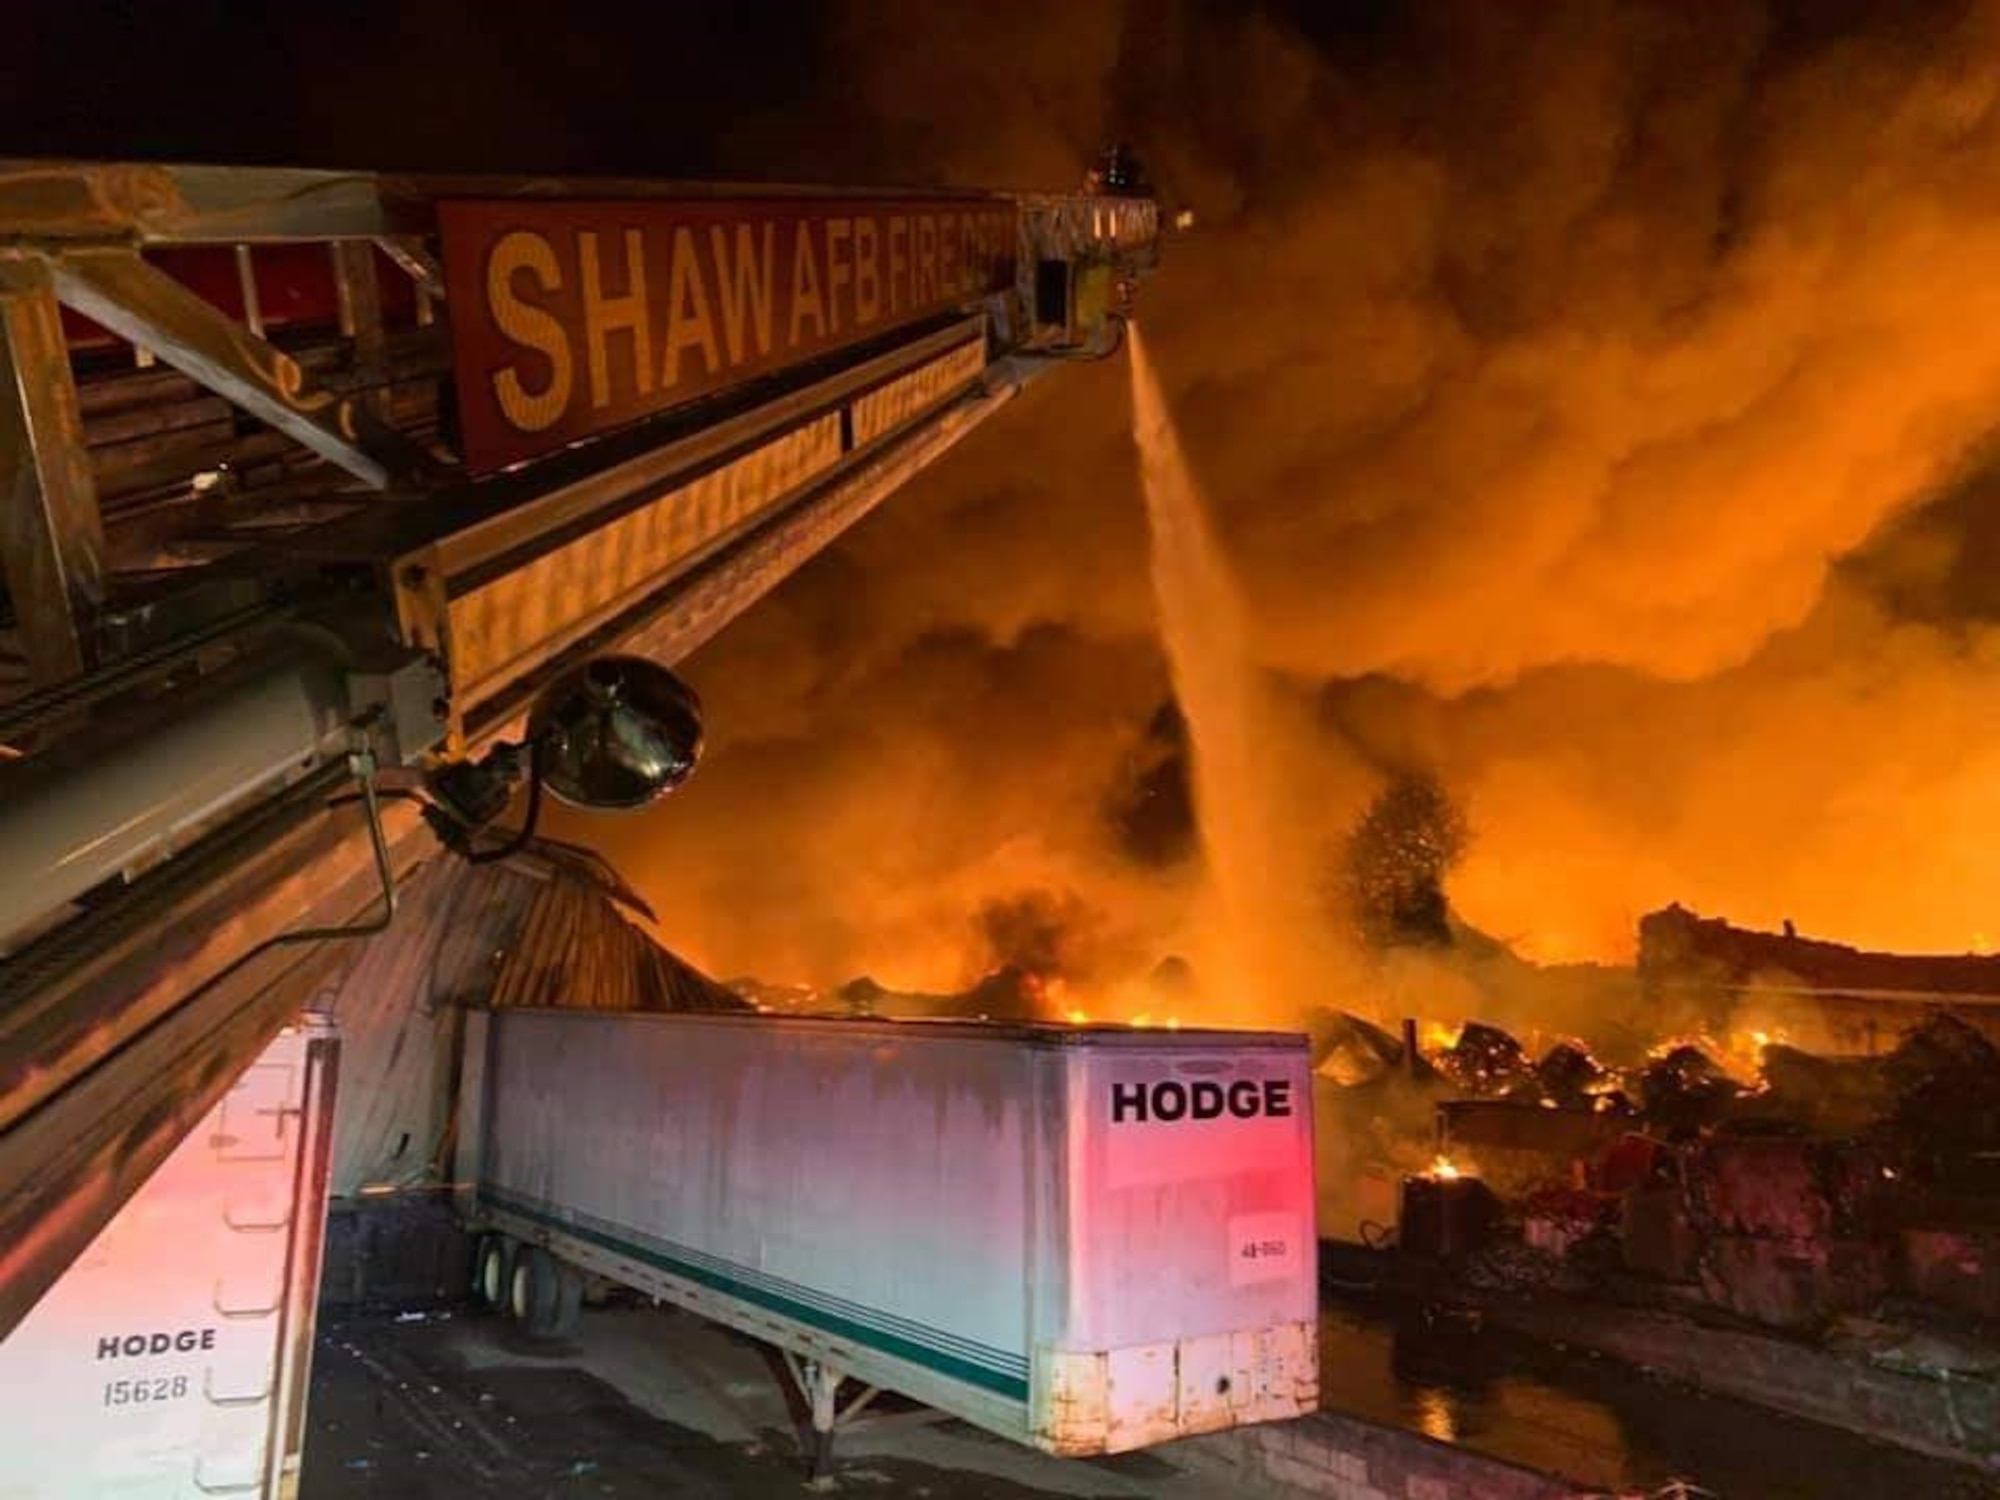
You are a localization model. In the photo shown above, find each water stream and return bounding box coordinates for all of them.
[1128,322,1318,1025]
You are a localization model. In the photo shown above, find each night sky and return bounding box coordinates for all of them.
[2,2,836,176]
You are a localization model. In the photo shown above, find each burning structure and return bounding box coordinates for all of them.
[1305,905,2000,1469]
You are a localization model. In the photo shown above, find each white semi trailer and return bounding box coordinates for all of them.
[455,1007,1318,1465]
[0,1019,338,1499]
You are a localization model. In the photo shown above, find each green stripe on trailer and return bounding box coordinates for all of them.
[480,1186,1032,1402]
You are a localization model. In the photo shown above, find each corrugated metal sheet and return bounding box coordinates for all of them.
[322,839,745,1197]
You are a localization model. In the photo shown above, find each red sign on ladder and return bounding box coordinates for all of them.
[437,197,1017,474]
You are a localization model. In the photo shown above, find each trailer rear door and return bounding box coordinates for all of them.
[0,1018,338,1498]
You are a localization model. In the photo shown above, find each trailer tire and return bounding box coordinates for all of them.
[510,1245,563,1337]
[548,1261,584,1340]
[475,1236,515,1312]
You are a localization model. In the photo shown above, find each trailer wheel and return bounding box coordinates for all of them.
[548,1261,584,1339]
[510,1245,563,1337]
[475,1235,515,1312]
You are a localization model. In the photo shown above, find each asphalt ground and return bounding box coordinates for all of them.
[303,1303,1220,1500]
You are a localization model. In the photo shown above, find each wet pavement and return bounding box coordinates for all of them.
[302,1306,1208,1500]
[303,1296,2000,1499]
[1318,1290,2000,1498]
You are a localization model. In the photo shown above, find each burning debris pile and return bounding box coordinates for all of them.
[731,967,1052,1022]
[728,952,1197,1030]
[1318,997,2000,1339]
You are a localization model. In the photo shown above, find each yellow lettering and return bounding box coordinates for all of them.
[853,218,880,324]
[660,226,720,387]
[789,223,826,344]
[710,221,775,362]
[578,228,652,411]
[825,218,852,335]
[916,215,938,304]
[486,231,572,433]
[888,217,908,315]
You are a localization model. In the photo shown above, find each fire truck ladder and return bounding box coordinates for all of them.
[0,160,1159,1339]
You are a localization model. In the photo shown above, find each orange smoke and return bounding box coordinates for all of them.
[557,2,2000,1012]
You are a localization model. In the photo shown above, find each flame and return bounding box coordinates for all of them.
[1129,1012,1153,1029]
[1066,1008,1090,1025]
[1413,1388,1457,1444]
[1646,1027,1782,1088]
[1164,1015,1181,1030]
[1421,1020,1463,1052]
[1428,1155,1462,1181]
[1726,1024,1789,1078]
[1646,1032,1715,1061]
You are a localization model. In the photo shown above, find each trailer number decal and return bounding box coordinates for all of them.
[102,1376,191,1408]
[1228,1214,1298,1287]
[92,1329,211,1411]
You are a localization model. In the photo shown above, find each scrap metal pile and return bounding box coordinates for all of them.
[1313,1007,2000,1335]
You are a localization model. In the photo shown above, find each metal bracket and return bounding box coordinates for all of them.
[331,241,388,420]
[0,256,105,684]
[374,237,444,301]
[45,248,429,490]
[387,552,457,753]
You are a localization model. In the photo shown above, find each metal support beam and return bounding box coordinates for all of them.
[0,161,1013,246]
[47,249,428,490]
[233,243,264,338]
[463,365,1024,749]
[374,236,444,301]
[427,316,985,583]
[331,241,388,417]
[0,257,104,685]
[0,650,356,951]
[0,161,398,243]
[376,236,442,327]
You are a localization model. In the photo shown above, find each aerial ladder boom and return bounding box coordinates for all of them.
[0,159,1160,1338]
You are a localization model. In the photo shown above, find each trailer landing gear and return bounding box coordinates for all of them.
[781,1351,882,1487]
